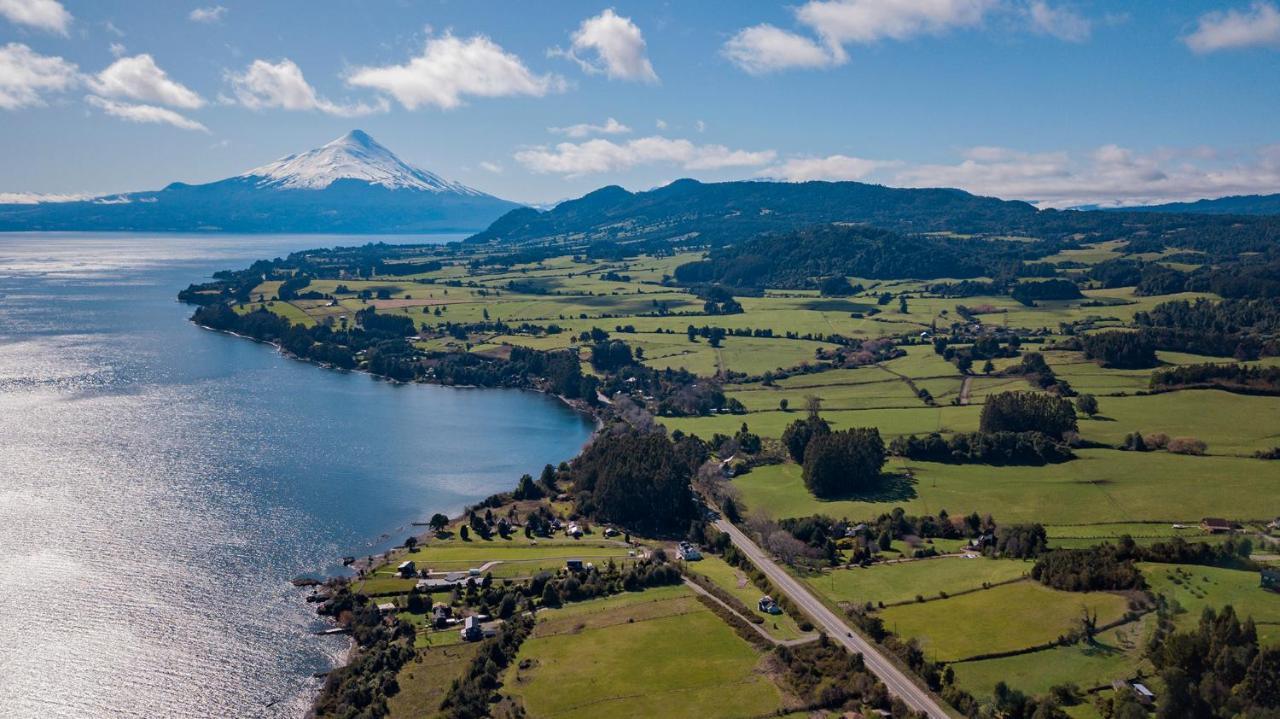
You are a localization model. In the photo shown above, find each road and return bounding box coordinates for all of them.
[713,518,951,719]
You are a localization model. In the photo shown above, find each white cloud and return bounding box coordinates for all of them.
[88,54,204,109]
[0,191,91,203]
[762,154,898,181]
[655,118,667,129]
[695,119,706,133]
[1184,2,1280,53]
[723,24,841,74]
[556,9,658,82]
[188,6,227,23]
[0,42,78,110]
[0,0,71,35]
[1027,1,1092,42]
[889,143,1280,208]
[109,42,127,58]
[479,161,503,174]
[228,58,386,117]
[515,135,776,177]
[549,117,631,138]
[86,95,208,131]
[797,0,995,46]
[724,0,995,73]
[347,32,563,109]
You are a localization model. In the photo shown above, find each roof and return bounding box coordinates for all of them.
[1133,683,1155,698]
[376,602,396,612]
[1201,517,1233,528]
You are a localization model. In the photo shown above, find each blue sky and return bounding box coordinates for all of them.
[1,0,1278,206]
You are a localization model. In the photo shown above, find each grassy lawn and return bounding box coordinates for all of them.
[806,557,1031,609]
[950,615,1153,697]
[686,555,809,640]
[388,643,480,719]
[1076,390,1280,456]
[876,580,1132,661]
[504,586,782,718]
[732,450,1280,524]
[661,404,982,441]
[1142,563,1280,643]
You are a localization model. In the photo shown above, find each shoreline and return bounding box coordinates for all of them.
[194,317,606,713]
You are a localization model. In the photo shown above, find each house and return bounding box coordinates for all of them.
[1262,568,1280,592]
[397,560,417,578]
[431,603,452,628]
[566,559,584,572]
[677,542,702,561]
[1132,683,1155,705]
[603,527,619,538]
[566,524,583,538]
[460,616,483,642]
[758,595,782,615]
[376,602,397,614]
[1200,517,1235,534]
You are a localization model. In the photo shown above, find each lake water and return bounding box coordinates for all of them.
[0,234,595,718]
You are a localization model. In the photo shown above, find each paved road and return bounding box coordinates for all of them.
[714,519,951,719]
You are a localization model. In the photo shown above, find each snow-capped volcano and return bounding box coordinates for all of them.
[242,129,484,194]
[0,129,519,233]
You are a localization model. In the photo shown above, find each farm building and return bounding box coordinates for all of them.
[1200,517,1235,534]
[397,560,416,577]
[1263,568,1280,592]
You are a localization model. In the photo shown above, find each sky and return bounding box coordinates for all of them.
[0,0,1278,208]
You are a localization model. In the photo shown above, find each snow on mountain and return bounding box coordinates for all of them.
[241,129,485,195]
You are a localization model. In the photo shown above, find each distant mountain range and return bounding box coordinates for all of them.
[0,130,519,234]
[467,178,1044,246]
[1103,193,1280,216]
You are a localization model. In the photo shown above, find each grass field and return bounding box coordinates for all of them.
[806,557,1031,609]
[732,450,1280,524]
[1142,563,1280,643]
[950,616,1153,697]
[504,585,783,718]
[686,555,809,640]
[388,643,480,719]
[876,580,1132,661]
[1075,390,1280,456]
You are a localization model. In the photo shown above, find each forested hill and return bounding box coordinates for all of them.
[466,178,1042,246]
[672,225,1057,288]
[1107,193,1280,216]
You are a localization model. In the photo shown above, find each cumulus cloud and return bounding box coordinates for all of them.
[1026,1,1092,42]
[1184,2,1280,53]
[227,58,386,117]
[888,143,1280,208]
[555,9,658,82]
[347,32,563,109]
[723,24,841,74]
[549,117,630,138]
[188,6,227,23]
[88,54,204,109]
[479,161,503,174]
[724,0,995,73]
[86,95,208,131]
[797,0,994,46]
[762,154,899,182]
[515,136,776,177]
[0,42,78,109]
[0,0,72,35]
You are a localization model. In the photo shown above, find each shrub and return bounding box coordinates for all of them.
[1167,436,1207,455]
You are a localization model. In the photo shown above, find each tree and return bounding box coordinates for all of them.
[513,473,542,500]
[877,530,892,551]
[722,495,741,523]
[569,427,701,531]
[404,536,418,550]
[782,415,831,463]
[429,513,449,534]
[801,428,886,499]
[1075,393,1099,417]
[980,391,1077,438]
[540,582,561,608]
[779,398,789,412]
[459,525,470,541]
[982,359,995,375]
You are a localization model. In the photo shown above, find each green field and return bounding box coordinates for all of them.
[876,580,1132,661]
[732,450,1280,524]
[1142,563,1280,643]
[950,616,1152,697]
[388,643,480,719]
[504,586,783,718]
[806,557,1031,608]
[686,555,809,640]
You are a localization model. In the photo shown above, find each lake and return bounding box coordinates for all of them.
[0,233,596,718]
